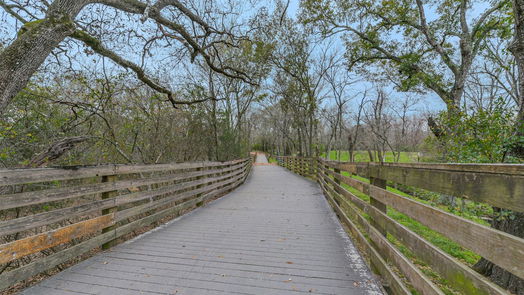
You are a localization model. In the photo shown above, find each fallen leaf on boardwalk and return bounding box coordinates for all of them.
[284,278,292,282]
[217,255,224,258]
[286,261,293,264]
[191,256,197,259]
[102,261,108,265]
[308,288,316,293]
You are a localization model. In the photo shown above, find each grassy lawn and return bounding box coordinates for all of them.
[323,150,420,163]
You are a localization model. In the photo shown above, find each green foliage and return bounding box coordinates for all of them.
[301,0,511,109]
[0,71,253,167]
[322,150,420,162]
[0,85,73,166]
[429,98,522,163]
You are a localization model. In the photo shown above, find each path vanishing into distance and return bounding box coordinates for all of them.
[21,153,382,295]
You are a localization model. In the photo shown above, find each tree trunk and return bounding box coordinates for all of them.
[474,210,524,294]
[348,134,355,162]
[28,136,89,167]
[476,2,524,294]
[0,0,91,112]
[510,0,524,158]
[367,149,374,162]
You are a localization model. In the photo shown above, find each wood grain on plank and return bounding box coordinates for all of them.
[0,162,246,211]
[369,185,524,279]
[0,164,247,236]
[0,159,248,186]
[0,175,246,290]
[318,177,409,295]
[319,159,524,212]
[319,162,524,279]
[0,215,114,264]
[319,167,508,294]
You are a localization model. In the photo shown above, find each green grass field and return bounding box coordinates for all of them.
[323,150,420,163]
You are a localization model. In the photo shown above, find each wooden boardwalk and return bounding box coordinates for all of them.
[21,154,382,295]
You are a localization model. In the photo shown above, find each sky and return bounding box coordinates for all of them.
[277,0,495,116]
[0,0,498,117]
[280,0,447,116]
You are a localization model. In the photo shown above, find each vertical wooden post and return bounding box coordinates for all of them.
[370,168,387,236]
[101,174,118,250]
[333,165,341,205]
[196,164,206,206]
[323,160,330,189]
[334,166,341,186]
[314,158,319,181]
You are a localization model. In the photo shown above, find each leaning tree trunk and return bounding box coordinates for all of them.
[474,2,524,293]
[0,0,92,113]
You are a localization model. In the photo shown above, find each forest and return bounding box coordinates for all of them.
[0,0,524,294]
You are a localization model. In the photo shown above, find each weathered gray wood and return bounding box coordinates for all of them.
[320,159,524,212]
[0,162,246,210]
[369,176,387,236]
[318,177,409,295]
[0,159,247,186]
[0,226,116,290]
[320,163,524,280]
[115,172,246,222]
[322,160,524,175]
[101,175,118,250]
[0,172,247,291]
[321,176,447,295]
[319,167,508,295]
[17,157,380,295]
[370,185,524,279]
[0,164,247,236]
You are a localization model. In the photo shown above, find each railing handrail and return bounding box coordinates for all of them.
[320,160,524,175]
[0,159,248,186]
[277,156,523,295]
[0,157,252,291]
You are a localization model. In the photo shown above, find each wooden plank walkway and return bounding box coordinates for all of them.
[21,154,382,295]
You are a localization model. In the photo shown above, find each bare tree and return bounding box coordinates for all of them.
[0,0,253,113]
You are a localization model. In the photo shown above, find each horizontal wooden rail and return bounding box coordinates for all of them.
[0,159,247,186]
[276,156,523,295]
[0,158,251,291]
[275,156,316,178]
[321,160,524,212]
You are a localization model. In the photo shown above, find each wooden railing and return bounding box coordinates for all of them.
[275,156,316,178]
[277,156,524,295]
[0,158,252,291]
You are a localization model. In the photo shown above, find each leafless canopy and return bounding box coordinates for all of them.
[0,0,255,112]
